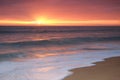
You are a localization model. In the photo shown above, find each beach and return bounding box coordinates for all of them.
[63,57,120,80]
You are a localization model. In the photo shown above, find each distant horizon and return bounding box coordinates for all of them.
[0,24,120,27]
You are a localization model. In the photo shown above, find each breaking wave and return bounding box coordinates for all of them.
[0,36,120,47]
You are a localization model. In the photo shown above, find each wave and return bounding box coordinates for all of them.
[0,36,120,61]
[0,36,120,47]
[0,52,26,61]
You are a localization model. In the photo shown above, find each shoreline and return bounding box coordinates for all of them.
[63,56,120,80]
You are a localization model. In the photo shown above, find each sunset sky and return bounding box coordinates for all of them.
[0,0,120,26]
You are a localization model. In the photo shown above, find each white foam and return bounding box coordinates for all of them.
[0,50,120,80]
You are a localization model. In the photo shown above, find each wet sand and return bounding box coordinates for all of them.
[63,57,120,80]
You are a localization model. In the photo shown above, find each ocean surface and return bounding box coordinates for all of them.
[0,26,120,80]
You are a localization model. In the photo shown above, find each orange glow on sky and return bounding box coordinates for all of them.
[0,0,120,26]
[0,19,120,26]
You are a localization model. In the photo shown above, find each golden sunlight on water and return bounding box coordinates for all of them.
[34,53,58,58]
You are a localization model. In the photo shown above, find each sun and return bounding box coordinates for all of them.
[33,20,48,25]
[35,21,42,24]
[34,17,57,25]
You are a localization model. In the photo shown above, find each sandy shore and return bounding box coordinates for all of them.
[63,57,120,80]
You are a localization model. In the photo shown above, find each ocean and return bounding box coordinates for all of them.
[0,26,120,80]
